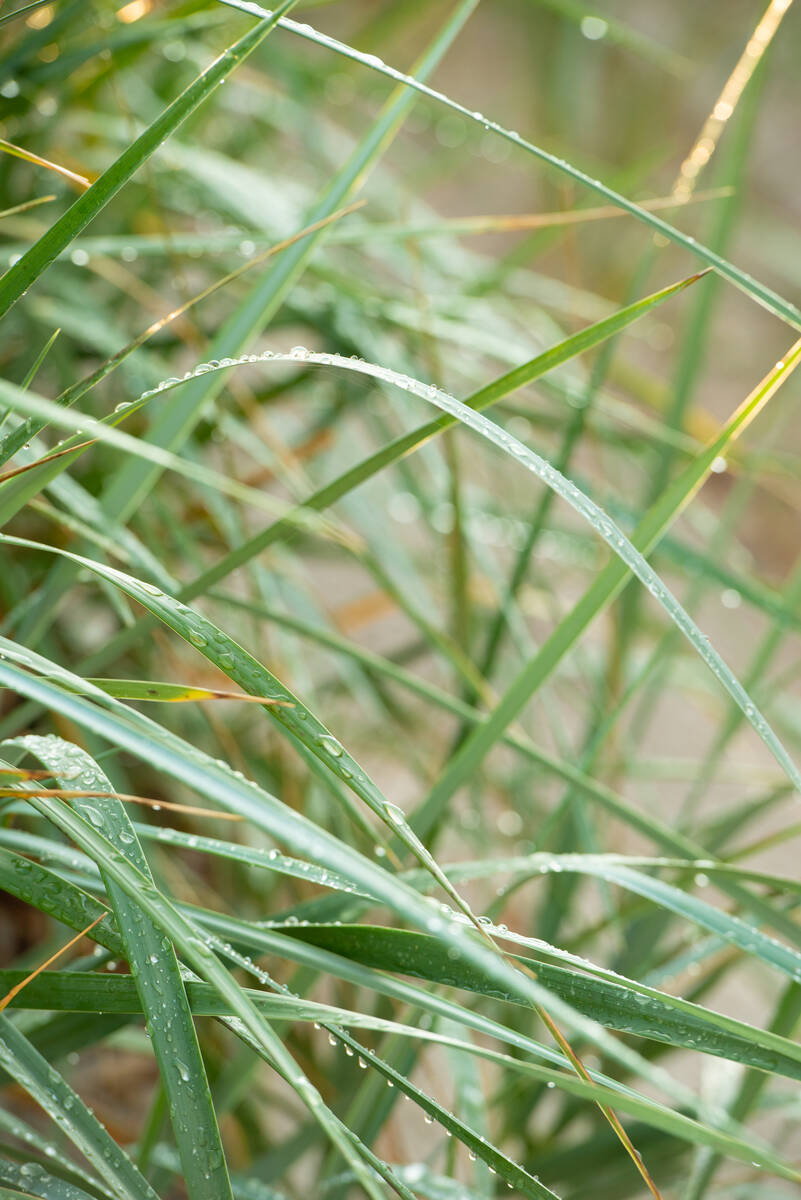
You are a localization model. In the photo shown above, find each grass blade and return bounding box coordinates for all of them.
[220,0,801,329]
[9,736,234,1200]
[0,1,299,320]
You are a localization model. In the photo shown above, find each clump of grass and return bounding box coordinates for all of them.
[0,2,800,1198]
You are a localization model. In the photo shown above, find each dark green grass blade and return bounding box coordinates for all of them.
[0,837,671,1096]
[6,952,801,1089]
[0,790,547,1199]
[0,961,794,1179]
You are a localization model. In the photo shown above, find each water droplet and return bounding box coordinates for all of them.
[319,734,343,758]
[581,15,608,39]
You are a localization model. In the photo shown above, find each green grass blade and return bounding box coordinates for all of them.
[0,785,392,1200]
[0,844,122,952]
[0,0,53,29]
[0,2,298,320]
[0,532,491,912]
[0,1015,158,1200]
[10,736,233,1200]
[0,1106,105,1196]
[0,839,650,1091]
[219,0,801,329]
[9,925,801,1091]
[0,646,691,1074]
[80,271,704,668]
[272,921,801,1082]
[0,378,346,531]
[96,341,799,832]
[401,342,801,835]
[96,0,480,527]
[0,1159,98,1200]
[1,967,795,1181]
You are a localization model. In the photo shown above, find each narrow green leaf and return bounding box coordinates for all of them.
[10,735,233,1200]
[0,1015,159,1200]
[96,0,481,526]
[220,0,801,330]
[82,271,706,668]
[0,644,690,1076]
[0,2,299,320]
[0,1159,99,1200]
[1,967,795,1182]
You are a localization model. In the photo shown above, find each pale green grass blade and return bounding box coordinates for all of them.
[393,346,801,834]
[0,645,692,1074]
[219,0,801,329]
[4,0,481,652]
[0,1106,105,1197]
[0,2,299,320]
[0,202,363,472]
[684,554,801,812]
[430,855,801,984]
[97,0,481,527]
[523,0,692,75]
[134,825,369,895]
[80,272,704,670]
[0,0,53,28]
[0,1014,158,1200]
[0,1159,98,1200]
[97,343,801,826]
[0,378,347,533]
[684,982,801,1200]
[9,735,233,1200]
